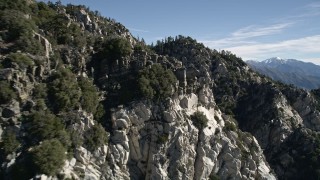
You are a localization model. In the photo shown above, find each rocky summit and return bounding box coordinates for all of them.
[1,1,320,180]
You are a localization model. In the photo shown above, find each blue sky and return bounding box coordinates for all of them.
[41,0,320,64]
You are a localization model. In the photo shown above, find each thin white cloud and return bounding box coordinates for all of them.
[200,2,320,64]
[280,10,320,21]
[279,2,320,21]
[201,38,256,47]
[306,2,320,9]
[128,27,149,33]
[231,23,293,39]
[225,35,320,62]
[201,22,292,48]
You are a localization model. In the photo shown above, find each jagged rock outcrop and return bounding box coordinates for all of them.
[284,89,320,131]
[101,86,276,180]
[29,86,275,180]
[75,9,94,32]
[33,32,53,59]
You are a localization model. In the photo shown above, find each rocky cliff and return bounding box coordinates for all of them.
[104,88,275,180]
[1,1,320,180]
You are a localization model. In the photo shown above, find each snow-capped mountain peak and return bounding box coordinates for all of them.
[246,57,320,89]
[263,57,288,64]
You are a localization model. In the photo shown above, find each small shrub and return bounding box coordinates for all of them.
[94,103,106,123]
[48,69,81,112]
[209,173,220,180]
[34,98,46,111]
[25,111,70,147]
[223,121,236,131]
[2,53,33,69]
[0,80,17,104]
[31,139,66,176]
[138,64,177,100]
[0,10,34,41]
[0,0,31,12]
[101,37,132,65]
[85,124,109,152]
[0,129,20,155]
[33,83,47,99]
[157,134,169,144]
[69,128,84,148]
[0,9,43,54]
[14,34,44,55]
[190,111,208,130]
[78,77,99,113]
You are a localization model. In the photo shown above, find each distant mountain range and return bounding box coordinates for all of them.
[247,57,320,90]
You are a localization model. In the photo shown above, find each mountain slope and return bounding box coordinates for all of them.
[247,57,320,89]
[1,1,320,180]
[153,40,320,179]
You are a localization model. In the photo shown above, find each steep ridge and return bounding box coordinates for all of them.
[0,1,320,180]
[152,39,320,179]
